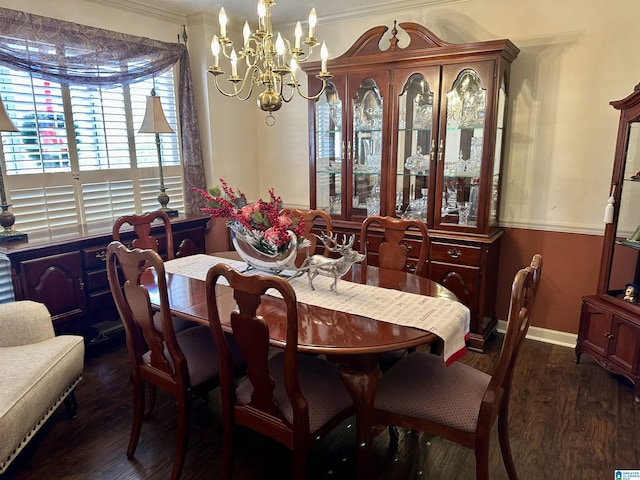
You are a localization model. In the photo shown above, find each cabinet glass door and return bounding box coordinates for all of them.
[442,68,486,227]
[314,82,343,215]
[352,78,383,217]
[607,120,640,300]
[395,73,434,222]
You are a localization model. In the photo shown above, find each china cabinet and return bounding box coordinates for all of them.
[302,22,519,350]
[576,84,640,402]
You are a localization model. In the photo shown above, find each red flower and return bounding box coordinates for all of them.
[193,179,305,255]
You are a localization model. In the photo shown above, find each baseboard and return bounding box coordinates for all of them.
[497,320,577,349]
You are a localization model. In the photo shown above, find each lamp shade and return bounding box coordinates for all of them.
[138,95,174,134]
[0,96,18,133]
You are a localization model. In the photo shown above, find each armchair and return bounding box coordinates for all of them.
[0,300,84,474]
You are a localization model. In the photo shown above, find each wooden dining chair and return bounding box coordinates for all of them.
[360,215,430,375]
[373,254,543,480]
[106,241,243,480]
[113,210,196,333]
[205,263,354,480]
[359,215,429,277]
[281,208,333,267]
[112,210,198,260]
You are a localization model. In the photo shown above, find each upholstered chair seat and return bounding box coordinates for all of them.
[236,352,353,433]
[375,352,491,433]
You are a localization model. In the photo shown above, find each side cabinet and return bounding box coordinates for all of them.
[576,296,640,402]
[429,234,501,351]
[19,251,87,325]
[1,214,210,335]
[577,85,640,402]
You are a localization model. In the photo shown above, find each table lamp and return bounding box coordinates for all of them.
[0,94,27,242]
[138,88,178,217]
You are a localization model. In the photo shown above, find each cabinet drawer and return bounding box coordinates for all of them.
[430,242,481,266]
[85,268,109,292]
[87,290,119,323]
[83,245,110,270]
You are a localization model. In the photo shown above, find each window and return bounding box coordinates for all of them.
[0,47,183,233]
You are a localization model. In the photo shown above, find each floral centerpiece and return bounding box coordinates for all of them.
[194,179,307,273]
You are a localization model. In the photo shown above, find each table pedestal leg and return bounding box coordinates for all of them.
[329,354,380,480]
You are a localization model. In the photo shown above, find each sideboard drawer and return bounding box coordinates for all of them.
[430,242,482,266]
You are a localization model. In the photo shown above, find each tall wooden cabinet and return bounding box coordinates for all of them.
[302,22,519,351]
[576,84,640,402]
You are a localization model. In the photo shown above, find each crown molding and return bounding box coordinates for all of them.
[86,0,468,29]
[84,0,186,24]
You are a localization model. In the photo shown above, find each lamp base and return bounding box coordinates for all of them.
[0,229,27,242]
[157,190,178,217]
[0,204,27,242]
[161,207,179,218]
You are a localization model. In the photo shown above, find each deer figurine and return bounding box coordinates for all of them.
[296,232,365,293]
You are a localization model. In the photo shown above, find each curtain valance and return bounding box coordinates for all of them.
[0,7,185,86]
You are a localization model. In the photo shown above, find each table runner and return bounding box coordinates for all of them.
[164,254,470,364]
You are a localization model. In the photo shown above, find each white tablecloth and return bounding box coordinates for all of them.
[164,254,470,364]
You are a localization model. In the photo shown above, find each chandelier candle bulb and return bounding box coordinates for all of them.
[218,7,227,38]
[308,8,317,40]
[295,21,302,49]
[230,49,238,78]
[258,1,266,31]
[211,35,220,68]
[243,21,251,48]
[276,33,285,65]
[321,42,328,74]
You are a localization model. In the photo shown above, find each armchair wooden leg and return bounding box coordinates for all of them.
[63,390,78,418]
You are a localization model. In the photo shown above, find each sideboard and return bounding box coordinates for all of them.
[0,214,210,335]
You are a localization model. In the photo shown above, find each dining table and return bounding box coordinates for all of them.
[141,253,470,480]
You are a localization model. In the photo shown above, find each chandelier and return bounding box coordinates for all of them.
[208,0,332,122]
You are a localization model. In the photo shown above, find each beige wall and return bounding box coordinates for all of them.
[5,0,635,336]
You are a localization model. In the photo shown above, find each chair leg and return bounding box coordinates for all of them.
[144,383,156,418]
[474,438,490,480]
[498,406,518,479]
[171,397,190,480]
[221,418,234,480]
[291,444,308,480]
[128,380,146,458]
[388,426,399,450]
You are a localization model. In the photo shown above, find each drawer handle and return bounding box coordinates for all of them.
[95,250,106,261]
[406,263,417,273]
[604,332,614,339]
[401,241,412,252]
[447,248,462,259]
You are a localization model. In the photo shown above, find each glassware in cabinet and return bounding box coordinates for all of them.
[314,82,343,216]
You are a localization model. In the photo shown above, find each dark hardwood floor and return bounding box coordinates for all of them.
[4,332,639,479]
